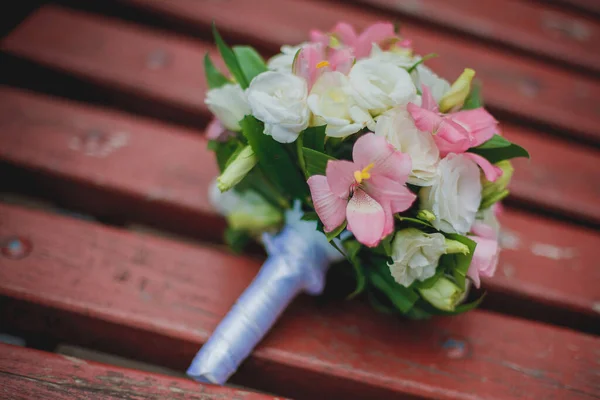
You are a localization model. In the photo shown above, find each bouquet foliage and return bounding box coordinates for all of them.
[204,21,529,318]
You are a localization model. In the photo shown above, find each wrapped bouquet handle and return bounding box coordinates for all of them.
[191,19,529,387]
[186,206,344,384]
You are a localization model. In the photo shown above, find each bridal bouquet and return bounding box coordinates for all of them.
[188,22,529,384]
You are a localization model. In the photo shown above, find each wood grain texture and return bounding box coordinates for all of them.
[110,0,600,144]
[0,5,218,125]
[344,0,600,74]
[0,87,599,328]
[0,344,279,400]
[1,203,599,400]
[2,4,600,144]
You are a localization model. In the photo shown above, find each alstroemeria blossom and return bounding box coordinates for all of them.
[267,43,307,72]
[205,83,251,132]
[349,58,417,115]
[293,43,354,90]
[407,85,502,182]
[310,22,399,60]
[308,71,371,138]
[420,153,482,234]
[246,71,309,143]
[307,133,416,247]
[375,106,439,186]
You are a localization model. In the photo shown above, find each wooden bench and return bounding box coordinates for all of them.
[0,343,281,399]
[0,0,599,399]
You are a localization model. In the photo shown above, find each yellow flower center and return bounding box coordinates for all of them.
[316,60,330,69]
[354,163,374,184]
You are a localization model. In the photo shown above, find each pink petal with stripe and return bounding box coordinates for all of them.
[346,189,385,247]
[326,159,357,199]
[307,175,347,232]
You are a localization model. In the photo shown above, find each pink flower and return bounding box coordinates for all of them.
[206,118,235,142]
[467,235,499,288]
[293,43,354,90]
[310,22,400,60]
[407,85,502,182]
[307,133,416,247]
[468,203,502,288]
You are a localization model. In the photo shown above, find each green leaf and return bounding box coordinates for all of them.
[224,227,251,254]
[413,269,445,290]
[303,148,336,176]
[369,260,419,313]
[367,291,396,314]
[233,46,267,84]
[204,53,230,89]
[469,134,530,164]
[302,126,326,152]
[406,53,438,73]
[344,239,366,299]
[240,115,307,200]
[404,302,433,320]
[326,221,347,241]
[462,81,483,110]
[212,23,249,89]
[395,215,434,228]
[301,211,319,221]
[444,234,477,290]
[212,140,241,172]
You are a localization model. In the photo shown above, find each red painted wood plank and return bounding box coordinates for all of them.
[0,86,598,227]
[0,5,219,124]
[1,203,599,400]
[343,0,600,74]
[0,344,278,400]
[2,4,600,145]
[0,87,599,328]
[0,87,222,241]
[547,0,600,17]
[112,0,600,143]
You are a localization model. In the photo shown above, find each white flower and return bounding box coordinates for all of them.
[411,64,450,103]
[267,43,306,72]
[246,71,310,143]
[420,154,482,234]
[389,228,447,287]
[375,106,439,186]
[205,83,251,131]
[307,71,372,138]
[369,44,415,68]
[349,58,417,115]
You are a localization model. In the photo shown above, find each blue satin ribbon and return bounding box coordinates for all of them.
[186,203,344,384]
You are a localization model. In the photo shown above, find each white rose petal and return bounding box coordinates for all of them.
[420,154,482,234]
[246,71,309,143]
[307,71,369,138]
[205,83,251,131]
[389,228,447,287]
[375,106,439,186]
[369,44,415,68]
[411,64,451,103]
[267,43,307,72]
[349,58,417,115]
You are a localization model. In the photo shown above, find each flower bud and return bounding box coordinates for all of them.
[416,209,436,222]
[444,238,470,255]
[439,68,475,113]
[480,160,513,210]
[418,277,464,311]
[217,146,258,192]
